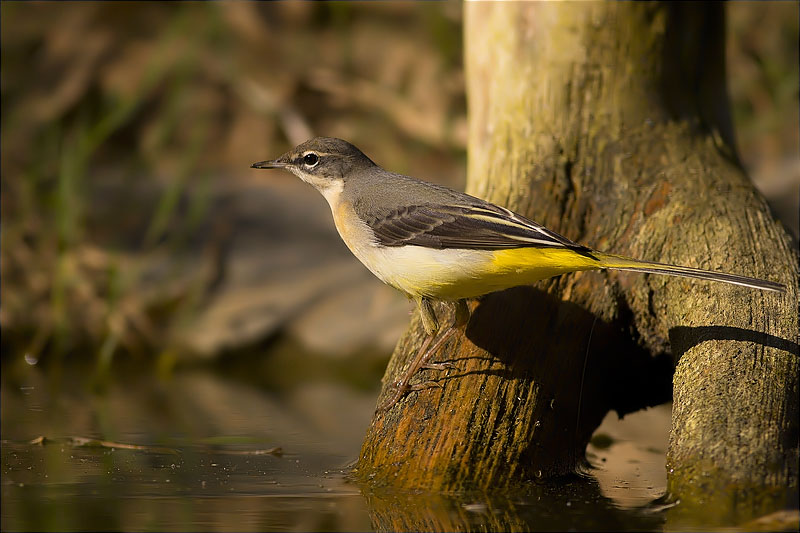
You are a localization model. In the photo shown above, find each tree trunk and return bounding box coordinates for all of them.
[356,1,798,517]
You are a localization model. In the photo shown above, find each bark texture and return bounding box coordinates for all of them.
[356,1,798,514]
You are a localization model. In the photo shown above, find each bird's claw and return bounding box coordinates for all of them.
[408,380,443,391]
[376,379,444,412]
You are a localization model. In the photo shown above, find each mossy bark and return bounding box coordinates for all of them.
[356,1,798,516]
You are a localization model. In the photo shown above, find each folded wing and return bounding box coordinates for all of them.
[365,202,593,253]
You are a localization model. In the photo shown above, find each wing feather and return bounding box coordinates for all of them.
[364,202,592,254]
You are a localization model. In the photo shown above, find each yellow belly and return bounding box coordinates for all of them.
[330,200,600,300]
[354,244,601,300]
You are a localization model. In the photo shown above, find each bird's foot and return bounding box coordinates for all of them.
[408,380,443,391]
[376,383,409,413]
[376,300,469,413]
[376,331,460,413]
[376,377,444,412]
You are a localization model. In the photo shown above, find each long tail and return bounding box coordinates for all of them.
[593,252,786,293]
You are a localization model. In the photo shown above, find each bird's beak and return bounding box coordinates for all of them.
[251,159,287,169]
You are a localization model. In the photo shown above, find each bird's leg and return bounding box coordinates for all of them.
[377,297,438,412]
[420,299,469,370]
[377,298,469,412]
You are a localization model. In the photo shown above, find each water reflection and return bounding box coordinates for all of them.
[2,353,675,532]
[3,441,371,532]
[362,480,663,532]
[2,441,664,532]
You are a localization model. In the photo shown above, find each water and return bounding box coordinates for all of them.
[0,353,694,532]
[3,442,370,531]
[1,440,665,531]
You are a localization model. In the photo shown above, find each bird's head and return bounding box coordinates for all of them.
[252,137,376,202]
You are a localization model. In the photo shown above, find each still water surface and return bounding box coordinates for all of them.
[2,354,676,531]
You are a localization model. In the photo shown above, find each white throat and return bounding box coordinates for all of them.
[318,179,344,206]
[289,168,344,207]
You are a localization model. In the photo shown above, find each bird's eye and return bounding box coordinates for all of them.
[303,153,319,166]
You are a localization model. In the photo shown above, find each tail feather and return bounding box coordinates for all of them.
[594,252,786,293]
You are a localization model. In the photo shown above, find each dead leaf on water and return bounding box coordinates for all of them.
[21,436,283,457]
[25,435,179,455]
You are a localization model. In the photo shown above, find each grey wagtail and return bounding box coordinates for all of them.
[252,137,785,411]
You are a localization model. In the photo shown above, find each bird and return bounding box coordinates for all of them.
[252,137,786,411]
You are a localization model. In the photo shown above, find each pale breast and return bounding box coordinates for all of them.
[331,200,506,299]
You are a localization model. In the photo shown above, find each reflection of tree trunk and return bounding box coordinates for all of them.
[362,482,663,532]
[356,1,798,517]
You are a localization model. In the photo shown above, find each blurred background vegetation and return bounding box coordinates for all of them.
[1,1,797,370]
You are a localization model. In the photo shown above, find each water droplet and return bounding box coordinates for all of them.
[24,353,38,365]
